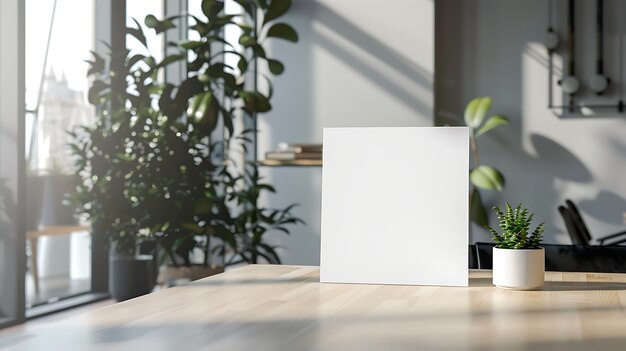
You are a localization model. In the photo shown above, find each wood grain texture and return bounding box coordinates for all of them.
[2,265,626,350]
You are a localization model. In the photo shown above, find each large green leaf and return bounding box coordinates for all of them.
[201,0,224,19]
[263,0,291,26]
[126,18,147,47]
[174,76,204,109]
[190,92,219,132]
[240,91,271,113]
[156,54,186,70]
[238,57,248,73]
[239,35,257,47]
[266,23,298,42]
[476,115,509,137]
[144,14,176,34]
[251,44,267,58]
[187,93,205,120]
[470,188,489,227]
[86,51,105,76]
[233,0,257,18]
[88,80,109,105]
[464,97,492,128]
[180,40,204,50]
[470,165,505,191]
[267,59,284,75]
[126,54,146,70]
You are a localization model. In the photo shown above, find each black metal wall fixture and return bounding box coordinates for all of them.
[590,0,610,95]
[545,0,625,115]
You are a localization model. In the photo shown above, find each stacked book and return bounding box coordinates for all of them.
[265,143,323,161]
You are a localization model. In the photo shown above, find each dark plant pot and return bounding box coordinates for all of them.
[138,240,159,286]
[109,254,154,302]
[40,174,79,226]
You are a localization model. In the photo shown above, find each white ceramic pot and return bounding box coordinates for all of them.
[493,247,545,290]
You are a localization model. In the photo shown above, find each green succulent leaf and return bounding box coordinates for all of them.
[470,165,505,191]
[464,96,492,128]
[490,203,544,249]
[476,115,509,137]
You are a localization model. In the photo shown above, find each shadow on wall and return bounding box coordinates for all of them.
[579,191,626,224]
[262,0,434,265]
[311,1,432,118]
[471,131,594,243]
[434,0,622,244]
[260,0,319,265]
[529,134,592,183]
[528,133,593,240]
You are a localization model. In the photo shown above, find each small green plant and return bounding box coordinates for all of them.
[465,97,509,228]
[486,203,544,249]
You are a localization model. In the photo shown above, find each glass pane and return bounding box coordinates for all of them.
[127,0,163,61]
[24,0,94,308]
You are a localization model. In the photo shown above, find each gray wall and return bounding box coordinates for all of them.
[436,0,626,244]
[259,0,434,265]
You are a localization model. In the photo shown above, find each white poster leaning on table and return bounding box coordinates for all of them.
[320,127,469,286]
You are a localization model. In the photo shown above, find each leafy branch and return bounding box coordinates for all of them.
[464,96,509,228]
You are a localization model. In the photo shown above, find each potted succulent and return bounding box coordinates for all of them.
[487,203,545,290]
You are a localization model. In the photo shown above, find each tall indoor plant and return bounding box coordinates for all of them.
[70,0,302,289]
[141,0,303,269]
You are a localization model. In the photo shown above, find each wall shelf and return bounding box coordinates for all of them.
[258,159,322,167]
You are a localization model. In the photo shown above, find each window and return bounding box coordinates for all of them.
[24,0,96,310]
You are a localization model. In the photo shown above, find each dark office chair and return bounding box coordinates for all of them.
[474,242,626,273]
[474,242,494,269]
[468,245,478,269]
[564,199,626,246]
[558,205,587,246]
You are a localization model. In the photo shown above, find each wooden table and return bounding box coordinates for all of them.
[26,225,90,295]
[3,265,626,350]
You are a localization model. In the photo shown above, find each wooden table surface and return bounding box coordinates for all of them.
[2,265,626,350]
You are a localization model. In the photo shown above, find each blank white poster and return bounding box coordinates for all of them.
[320,127,469,286]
